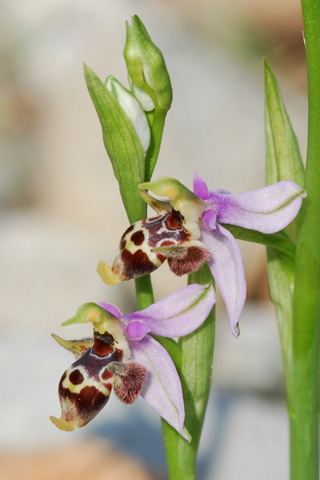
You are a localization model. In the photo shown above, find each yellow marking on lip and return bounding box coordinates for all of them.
[97,261,120,286]
[50,416,75,432]
[62,366,112,396]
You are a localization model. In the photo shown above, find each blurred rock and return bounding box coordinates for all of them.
[0,3,305,478]
[0,209,135,333]
[0,439,156,480]
[164,0,306,90]
[213,303,284,395]
[206,394,289,480]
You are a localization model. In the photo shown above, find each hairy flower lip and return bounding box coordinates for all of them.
[51,284,215,440]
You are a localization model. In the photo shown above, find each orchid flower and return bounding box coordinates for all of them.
[97,173,306,337]
[50,283,215,440]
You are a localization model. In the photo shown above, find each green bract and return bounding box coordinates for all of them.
[84,64,146,223]
[105,75,151,153]
[264,60,305,405]
[264,59,304,241]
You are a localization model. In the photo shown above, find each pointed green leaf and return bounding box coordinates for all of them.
[266,249,294,390]
[264,60,301,398]
[264,59,304,187]
[264,59,305,241]
[84,64,146,223]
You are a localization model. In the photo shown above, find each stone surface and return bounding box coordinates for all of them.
[0,440,156,480]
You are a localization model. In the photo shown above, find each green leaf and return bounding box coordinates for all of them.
[264,60,301,381]
[161,264,215,479]
[264,58,306,387]
[152,335,182,372]
[84,64,146,223]
[224,224,296,260]
[264,59,305,241]
[266,249,295,391]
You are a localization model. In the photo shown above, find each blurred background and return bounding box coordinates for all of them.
[0,0,307,478]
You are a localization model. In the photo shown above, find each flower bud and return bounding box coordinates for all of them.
[105,76,150,152]
[128,77,155,112]
[123,15,172,111]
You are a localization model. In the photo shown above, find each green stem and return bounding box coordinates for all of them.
[289,1,320,478]
[135,275,154,310]
[162,264,215,480]
[145,107,167,182]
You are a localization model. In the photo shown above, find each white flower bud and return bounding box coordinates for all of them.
[129,78,155,112]
[105,76,151,152]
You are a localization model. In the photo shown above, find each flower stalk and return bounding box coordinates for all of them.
[289,1,320,478]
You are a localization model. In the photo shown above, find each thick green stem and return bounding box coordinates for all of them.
[162,264,215,480]
[290,1,320,478]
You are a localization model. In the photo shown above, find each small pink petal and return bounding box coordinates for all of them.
[193,171,210,200]
[126,321,151,340]
[99,302,123,319]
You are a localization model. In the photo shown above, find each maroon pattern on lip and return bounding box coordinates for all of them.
[112,209,196,281]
